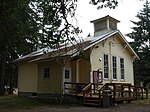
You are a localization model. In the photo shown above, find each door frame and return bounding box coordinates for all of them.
[64,67,72,83]
[63,67,72,94]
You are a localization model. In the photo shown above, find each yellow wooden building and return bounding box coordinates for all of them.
[15,15,139,98]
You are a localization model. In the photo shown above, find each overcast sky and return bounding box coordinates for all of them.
[75,0,146,41]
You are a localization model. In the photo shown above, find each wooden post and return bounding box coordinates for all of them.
[135,87,138,100]
[90,84,92,97]
[121,85,124,97]
[94,83,96,94]
[83,90,85,104]
[146,89,148,99]
[141,87,144,100]
[113,84,116,99]
[128,85,131,103]
[64,82,66,94]
[99,90,102,107]
[129,85,131,97]
[76,83,78,96]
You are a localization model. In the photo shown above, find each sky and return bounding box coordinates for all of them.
[75,0,146,41]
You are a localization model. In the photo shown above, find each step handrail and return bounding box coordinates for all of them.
[82,83,91,91]
[82,83,92,103]
[97,83,106,91]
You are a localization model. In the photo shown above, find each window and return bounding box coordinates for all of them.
[112,56,117,79]
[104,54,109,79]
[44,68,50,79]
[65,70,69,79]
[120,58,125,80]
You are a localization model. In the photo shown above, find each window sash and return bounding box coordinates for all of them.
[120,58,125,80]
[104,54,109,79]
[65,70,70,79]
[44,68,50,78]
[112,56,117,79]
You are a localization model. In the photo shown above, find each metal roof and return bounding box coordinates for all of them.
[14,30,139,63]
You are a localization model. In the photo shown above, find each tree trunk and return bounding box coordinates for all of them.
[0,58,5,95]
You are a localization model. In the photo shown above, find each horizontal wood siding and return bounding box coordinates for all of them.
[79,59,90,83]
[91,35,134,84]
[37,60,62,94]
[18,62,38,93]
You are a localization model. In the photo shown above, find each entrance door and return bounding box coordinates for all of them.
[64,68,71,93]
[93,70,103,84]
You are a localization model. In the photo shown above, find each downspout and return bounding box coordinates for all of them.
[109,41,112,83]
[90,47,94,83]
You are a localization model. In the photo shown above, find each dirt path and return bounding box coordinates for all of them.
[22,104,150,112]
[24,100,150,112]
[0,103,150,112]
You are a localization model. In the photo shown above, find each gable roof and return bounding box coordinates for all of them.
[14,29,139,63]
[89,30,139,59]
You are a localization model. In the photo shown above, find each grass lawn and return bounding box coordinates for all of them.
[0,95,48,111]
[0,94,149,112]
[0,95,78,112]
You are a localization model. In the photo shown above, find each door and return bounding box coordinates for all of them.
[64,68,72,93]
[65,69,71,82]
[93,70,103,85]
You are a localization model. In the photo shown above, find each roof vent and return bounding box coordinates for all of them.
[91,15,120,36]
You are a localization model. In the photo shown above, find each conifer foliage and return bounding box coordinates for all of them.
[127,1,150,88]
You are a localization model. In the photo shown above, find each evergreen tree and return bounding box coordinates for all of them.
[0,0,39,95]
[127,0,150,87]
[0,0,118,95]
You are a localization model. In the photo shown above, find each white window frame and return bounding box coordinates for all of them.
[112,56,117,80]
[120,58,125,80]
[104,54,109,79]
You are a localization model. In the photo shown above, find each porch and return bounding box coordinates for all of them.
[64,82,149,107]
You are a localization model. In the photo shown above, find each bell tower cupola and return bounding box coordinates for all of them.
[90,15,120,36]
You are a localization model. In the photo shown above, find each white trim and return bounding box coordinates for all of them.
[84,30,118,51]
[83,30,139,60]
[64,66,72,93]
[112,55,117,80]
[109,41,112,83]
[117,31,139,60]
[103,53,109,80]
[119,57,125,81]
[90,71,93,83]
[64,68,72,81]
[107,18,110,30]
[90,51,93,83]
[71,30,139,61]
